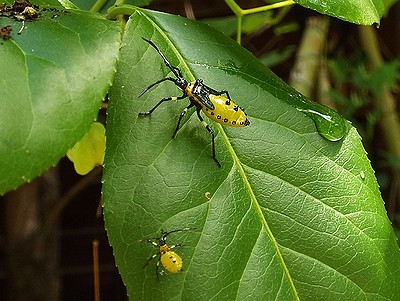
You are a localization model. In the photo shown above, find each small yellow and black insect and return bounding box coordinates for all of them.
[140,228,194,278]
[139,38,250,167]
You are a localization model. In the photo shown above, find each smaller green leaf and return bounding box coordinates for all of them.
[259,46,295,67]
[0,8,120,194]
[67,121,106,175]
[242,11,274,34]
[294,0,385,25]
[202,15,237,36]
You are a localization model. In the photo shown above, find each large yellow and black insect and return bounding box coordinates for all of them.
[140,228,194,278]
[139,38,250,167]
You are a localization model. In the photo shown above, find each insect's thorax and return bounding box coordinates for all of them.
[186,81,203,104]
[186,81,196,96]
[159,245,169,254]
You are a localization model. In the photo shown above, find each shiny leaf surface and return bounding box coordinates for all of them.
[102,8,400,301]
[294,0,388,25]
[0,8,119,194]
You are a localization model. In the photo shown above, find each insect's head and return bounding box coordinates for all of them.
[174,76,188,91]
[159,230,168,246]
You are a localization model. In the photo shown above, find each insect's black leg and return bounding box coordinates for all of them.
[156,254,162,280]
[168,243,184,250]
[215,90,236,107]
[143,253,158,269]
[218,90,232,101]
[139,93,186,116]
[172,102,195,138]
[138,77,176,97]
[202,85,232,101]
[140,239,159,247]
[195,108,221,167]
[213,89,232,104]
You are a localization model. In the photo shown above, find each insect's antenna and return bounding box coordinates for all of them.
[142,37,184,79]
[163,227,197,238]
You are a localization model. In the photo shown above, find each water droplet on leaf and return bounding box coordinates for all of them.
[288,91,346,141]
[297,107,346,141]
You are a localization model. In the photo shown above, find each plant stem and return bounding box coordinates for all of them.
[224,0,242,16]
[242,0,295,15]
[224,0,295,44]
[359,25,400,220]
[107,4,136,19]
[289,16,330,98]
[90,0,108,13]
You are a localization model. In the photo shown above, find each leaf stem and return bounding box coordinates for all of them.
[224,0,295,44]
[107,4,136,19]
[90,0,109,13]
[217,124,300,300]
[241,0,295,15]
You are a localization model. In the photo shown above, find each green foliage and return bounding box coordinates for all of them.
[259,45,296,67]
[368,60,400,96]
[294,0,391,25]
[102,8,400,300]
[0,8,120,194]
[203,12,297,37]
[71,0,151,13]
[327,55,400,140]
[2,0,400,300]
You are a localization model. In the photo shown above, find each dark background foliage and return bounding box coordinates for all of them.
[0,0,399,300]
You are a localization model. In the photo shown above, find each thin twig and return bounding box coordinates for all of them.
[93,239,100,301]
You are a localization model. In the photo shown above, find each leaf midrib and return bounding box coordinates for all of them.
[218,123,300,300]
[141,10,300,298]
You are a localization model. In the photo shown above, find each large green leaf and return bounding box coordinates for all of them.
[102,8,400,301]
[0,7,120,194]
[294,0,393,25]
